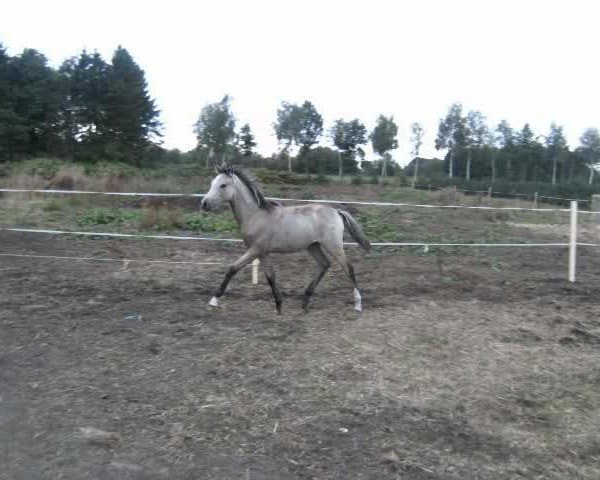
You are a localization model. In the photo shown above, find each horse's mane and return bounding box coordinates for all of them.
[216,164,280,211]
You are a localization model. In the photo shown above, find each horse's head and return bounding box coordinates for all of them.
[201,171,235,212]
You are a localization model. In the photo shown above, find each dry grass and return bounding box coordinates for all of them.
[139,203,183,230]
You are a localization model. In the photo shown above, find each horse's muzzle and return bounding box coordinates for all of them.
[200,198,210,211]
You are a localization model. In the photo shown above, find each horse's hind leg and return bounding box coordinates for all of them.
[320,243,362,312]
[303,243,331,311]
[261,255,282,314]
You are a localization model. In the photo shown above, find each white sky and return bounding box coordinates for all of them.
[2,0,599,165]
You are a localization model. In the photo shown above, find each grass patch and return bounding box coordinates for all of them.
[77,208,140,226]
[182,212,238,233]
[358,210,404,242]
[42,199,63,212]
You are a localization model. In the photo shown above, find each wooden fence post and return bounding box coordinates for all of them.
[568,201,578,283]
[252,259,259,285]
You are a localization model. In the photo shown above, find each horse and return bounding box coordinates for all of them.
[200,165,371,313]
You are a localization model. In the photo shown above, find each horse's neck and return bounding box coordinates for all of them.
[230,182,261,228]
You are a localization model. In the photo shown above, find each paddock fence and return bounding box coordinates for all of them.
[0,187,598,284]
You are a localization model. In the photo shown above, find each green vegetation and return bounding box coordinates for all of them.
[77,208,140,226]
[182,212,237,233]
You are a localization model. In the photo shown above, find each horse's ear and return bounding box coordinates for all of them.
[214,164,219,175]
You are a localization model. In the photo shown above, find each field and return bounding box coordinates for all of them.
[1,174,600,479]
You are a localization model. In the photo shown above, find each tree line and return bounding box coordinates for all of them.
[193,95,402,177]
[1,40,598,185]
[432,103,600,185]
[0,42,161,165]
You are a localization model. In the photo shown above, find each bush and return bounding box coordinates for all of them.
[12,158,63,178]
[82,161,140,178]
[140,206,182,230]
[350,176,363,186]
[253,169,309,185]
[429,187,462,206]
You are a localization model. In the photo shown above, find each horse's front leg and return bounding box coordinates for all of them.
[209,248,261,307]
[261,255,282,314]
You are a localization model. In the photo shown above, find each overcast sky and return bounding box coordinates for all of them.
[2,0,599,164]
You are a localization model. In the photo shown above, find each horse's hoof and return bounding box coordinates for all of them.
[208,297,220,308]
[302,297,310,312]
[353,289,362,312]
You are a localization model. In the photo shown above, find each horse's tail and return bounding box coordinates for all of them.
[337,210,371,252]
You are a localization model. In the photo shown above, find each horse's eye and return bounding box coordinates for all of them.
[220,184,227,189]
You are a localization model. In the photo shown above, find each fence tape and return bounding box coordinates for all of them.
[2,187,597,214]
[0,227,573,248]
[0,252,223,265]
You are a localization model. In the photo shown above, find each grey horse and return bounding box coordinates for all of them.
[200,165,371,313]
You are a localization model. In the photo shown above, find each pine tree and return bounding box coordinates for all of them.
[545,123,567,185]
[238,123,256,157]
[0,43,23,159]
[578,128,600,184]
[1,49,63,158]
[104,46,161,164]
[59,50,110,159]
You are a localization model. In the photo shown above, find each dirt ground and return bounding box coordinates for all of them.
[1,231,599,479]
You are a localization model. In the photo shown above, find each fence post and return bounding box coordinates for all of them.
[487,186,492,201]
[568,200,578,283]
[592,195,600,225]
[533,192,538,209]
[251,259,260,285]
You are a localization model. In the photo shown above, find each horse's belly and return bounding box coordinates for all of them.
[268,223,318,252]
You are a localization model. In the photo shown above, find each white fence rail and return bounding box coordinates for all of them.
[2,187,598,214]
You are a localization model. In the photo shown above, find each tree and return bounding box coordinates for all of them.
[370,115,398,176]
[495,119,515,180]
[0,43,26,160]
[104,46,162,164]
[273,101,302,172]
[296,101,323,174]
[194,94,236,167]
[544,123,567,185]
[578,127,600,184]
[515,123,538,181]
[435,103,467,178]
[409,122,424,187]
[59,50,110,159]
[331,118,367,177]
[1,48,64,159]
[238,123,256,157]
[465,111,489,181]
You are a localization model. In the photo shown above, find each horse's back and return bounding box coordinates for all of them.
[264,204,343,253]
